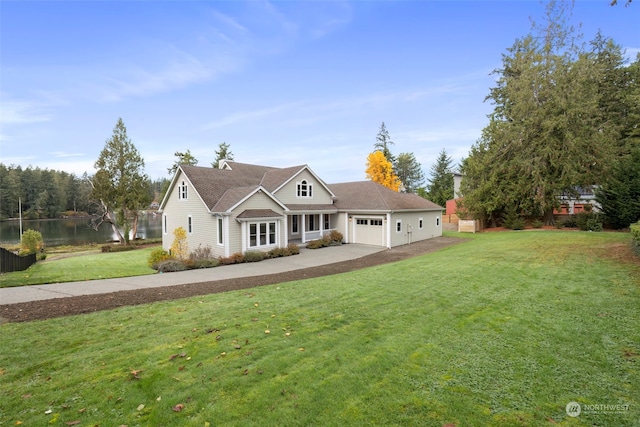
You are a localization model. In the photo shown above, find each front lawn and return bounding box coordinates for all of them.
[1,231,638,426]
[0,246,159,288]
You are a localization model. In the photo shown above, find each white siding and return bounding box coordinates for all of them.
[274,170,334,205]
[162,172,216,255]
[389,211,442,247]
[229,191,286,254]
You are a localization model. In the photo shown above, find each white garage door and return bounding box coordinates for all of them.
[353,217,385,246]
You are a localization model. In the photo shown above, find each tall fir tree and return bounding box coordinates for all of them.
[426,149,454,207]
[395,152,425,193]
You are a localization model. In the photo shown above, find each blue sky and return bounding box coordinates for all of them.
[1,1,638,184]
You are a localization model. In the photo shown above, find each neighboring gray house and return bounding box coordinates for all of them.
[159,161,443,257]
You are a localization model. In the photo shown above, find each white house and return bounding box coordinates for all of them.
[159,161,443,257]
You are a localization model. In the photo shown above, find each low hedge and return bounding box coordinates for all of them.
[631,221,640,257]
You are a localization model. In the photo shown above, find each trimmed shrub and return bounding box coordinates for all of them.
[244,251,266,263]
[631,221,640,257]
[306,239,329,249]
[267,247,288,258]
[155,260,187,273]
[148,248,172,267]
[190,259,219,269]
[219,252,245,265]
[327,230,344,244]
[21,229,44,254]
[532,219,544,229]
[287,243,300,255]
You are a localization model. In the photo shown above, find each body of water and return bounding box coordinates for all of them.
[0,213,162,247]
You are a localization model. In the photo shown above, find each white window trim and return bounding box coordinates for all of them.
[178,180,188,200]
[436,216,440,226]
[163,214,168,234]
[418,217,424,229]
[296,179,313,199]
[187,215,193,234]
[396,219,402,233]
[217,217,224,246]
[248,221,278,249]
[291,215,299,235]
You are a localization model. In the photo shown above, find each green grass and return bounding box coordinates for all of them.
[1,231,638,426]
[0,246,158,288]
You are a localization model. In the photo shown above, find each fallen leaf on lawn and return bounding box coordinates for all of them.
[14,422,22,425]
[172,403,184,412]
[251,318,258,322]
[234,345,241,349]
[298,348,305,351]
[271,314,276,318]
[45,410,52,415]
[129,368,143,379]
[169,354,179,361]
[137,404,145,411]
[21,394,31,399]
[77,408,86,413]
[285,332,291,337]
[242,369,249,375]
[264,330,270,334]
[156,396,162,401]
[65,421,81,426]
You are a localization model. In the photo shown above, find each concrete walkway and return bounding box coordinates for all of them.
[0,244,384,305]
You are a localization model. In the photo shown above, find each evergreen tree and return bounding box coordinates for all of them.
[91,118,151,244]
[374,122,395,165]
[395,152,425,193]
[596,147,640,229]
[460,1,619,225]
[426,149,454,207]
[168,150,198,175]
[212,142,234,168]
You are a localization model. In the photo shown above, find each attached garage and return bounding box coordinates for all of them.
[352,216,386,246]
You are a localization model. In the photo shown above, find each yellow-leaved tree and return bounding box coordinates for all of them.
[171,226,189,260]
[366,151,401,192]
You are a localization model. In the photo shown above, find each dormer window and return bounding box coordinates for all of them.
[178,180,188,200]
[297,179,313,198]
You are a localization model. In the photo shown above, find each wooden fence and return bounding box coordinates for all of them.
[0,247,37,273]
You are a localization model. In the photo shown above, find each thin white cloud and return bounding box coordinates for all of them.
[50,151,85,158]
[0,100,52,125]
[98,52,214,102]
[201,102,303,130]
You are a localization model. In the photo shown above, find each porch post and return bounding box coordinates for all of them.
[301,213,306,243]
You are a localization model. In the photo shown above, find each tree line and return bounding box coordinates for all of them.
[0,163,168,221]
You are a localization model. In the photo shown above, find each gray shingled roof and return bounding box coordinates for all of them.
[330,181,443,211]
[178,164,442,214]
[236,209,282,219]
